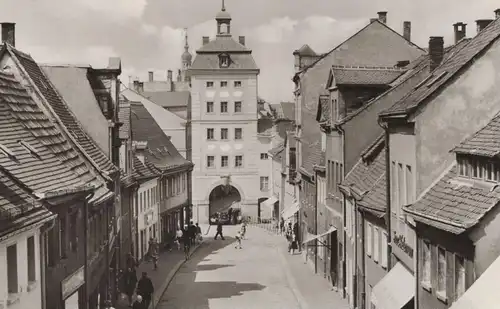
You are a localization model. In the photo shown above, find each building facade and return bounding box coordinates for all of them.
[189,2,261,224]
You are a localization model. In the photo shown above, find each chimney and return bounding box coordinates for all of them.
[495,9,500,19]
[239,36,245,46]
[148,71,154,82]
[167,70,173,83]
[403,21,411,41]
[202,36,209,45]
[396,60,410,68]
[476,19,493,33]
[429,36,444,72]
[138,82,144,93]
[377,11,387,24]
[370,18,378,23]
[1,23,15,47]
[453,22,467,43]
[133,80,140,92]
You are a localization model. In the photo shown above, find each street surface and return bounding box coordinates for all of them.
[157,225,348,309]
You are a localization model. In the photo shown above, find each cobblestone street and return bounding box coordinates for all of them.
[157,226,348,309]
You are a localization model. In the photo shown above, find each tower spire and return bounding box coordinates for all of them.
[184,28,189,51]
[222,0,225,11]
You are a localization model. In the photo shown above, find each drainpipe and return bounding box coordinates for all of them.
[39,214,56,309]
[314,171,318,274]
[359,208,366,309]
[378,117,392,270]
[334,123,347,297]
[84,191,95,309]
[353,200,358,309]
[105,201,110,305]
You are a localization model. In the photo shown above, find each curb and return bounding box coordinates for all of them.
[152,242,204,308]
[276,244,309,309]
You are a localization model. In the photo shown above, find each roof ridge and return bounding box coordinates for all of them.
[332,64,407,70]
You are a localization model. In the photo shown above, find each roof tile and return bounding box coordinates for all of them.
[453,113,500,157]
[406,165,500,234]
[332,66,406,85]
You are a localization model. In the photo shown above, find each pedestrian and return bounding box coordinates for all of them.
[195,223,202,243]
[293,222,300,252]
[124,268,137,306]
[240,222,247,239]
[280,218,285,234]
[126,252,138,271]
[175,227,183,251]
[182,224,191,260]
[291,232,298,255]
[189,221,197,245]
[132,295,143,309]
[235,230,242,249]
[214,221,225,240]
[137,272,154,309]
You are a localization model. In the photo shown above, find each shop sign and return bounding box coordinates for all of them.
[393,232,414,258]
[61,266,85,300]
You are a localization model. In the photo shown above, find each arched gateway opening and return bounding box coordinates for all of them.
[209,185,242,225]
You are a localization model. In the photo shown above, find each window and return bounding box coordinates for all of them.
[69,212,78,252]
[234,81,242,88]
[219,54,229,67]
[458,157,469,177]
[220,81,228,88]
[260,176,269,191]
[221,128,228,140]
[321,132,326,152]
[381,231,388,268]
[235,128,242,140]
[60,217,67,258]
[235,155,243,167]
[234,101,242,113]
[260,153,268,160]
[366,223,372,257]
[398,163,405,212]
[455,255,465,300]
[471,159,479,178]
[206,102,214,113]
[206,81,214,88]
[391,161,398,215]
[206,128,214,140]
[406,165,414,204]
[27,236,36,282]
[221,155,229,167]
[207,156,215,168]
[220,101,228,113]
[422,240,431,285]
[437,247,447,295]
[7,244,18,294]
[373,227,379,262]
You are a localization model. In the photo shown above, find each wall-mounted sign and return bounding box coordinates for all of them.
[61,266,85,300]
[393,233,414,258]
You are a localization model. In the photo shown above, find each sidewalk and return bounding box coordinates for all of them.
[116,240,203,309]
[252,226,349,309]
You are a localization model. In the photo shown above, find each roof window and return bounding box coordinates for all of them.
[0,144,16,161]
[18,140,40,158]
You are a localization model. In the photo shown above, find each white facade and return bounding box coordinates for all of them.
[135,178,160,260]
[0,230,42,309]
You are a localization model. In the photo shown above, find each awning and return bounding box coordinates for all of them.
[449,254,500,309]
[303,226,337,244]
[371,262,414,309]
[282,201,300,220]
[262,196,279,209]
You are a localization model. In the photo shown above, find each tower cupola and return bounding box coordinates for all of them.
[216,0,231,36]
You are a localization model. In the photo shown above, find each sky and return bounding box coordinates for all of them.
[0,0,498,103]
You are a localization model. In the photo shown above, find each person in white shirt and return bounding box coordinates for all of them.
[175,227,183,251]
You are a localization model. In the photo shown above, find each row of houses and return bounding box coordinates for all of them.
[270,8,500,309]
[0,23,192,309]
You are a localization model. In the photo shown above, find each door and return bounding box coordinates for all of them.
[330,231,338,288]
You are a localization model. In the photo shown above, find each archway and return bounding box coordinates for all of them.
[209,185,242,224]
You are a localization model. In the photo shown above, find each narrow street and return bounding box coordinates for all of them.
[157,226,348,309]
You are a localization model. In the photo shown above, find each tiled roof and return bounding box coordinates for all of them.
[130,101,191,171]
[0,168,54,237]
[0,71,89,193]
[342,138,386,214]
[405,165,500,234]
[452,113,500,157]
[41,65,110,155]
[191,52,258,71]
[197,35,249,53]
[280,102,295,121]
[269,144,284,157]
[381,19,500,116]
[132,156,159,180]
[332,65,406,86]
[294,44,317,56]
[8,46,117,175]
[118,101,131,140]
[316,95,330,123]
[142,91,189,108]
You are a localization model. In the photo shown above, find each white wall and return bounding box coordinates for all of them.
[0,230,42,309]
[136,178,160,259]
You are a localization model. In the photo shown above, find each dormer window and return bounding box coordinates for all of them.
[457,155,500,182]
[219,54,230,68]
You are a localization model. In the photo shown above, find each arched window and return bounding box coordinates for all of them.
[220,23,228,34]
